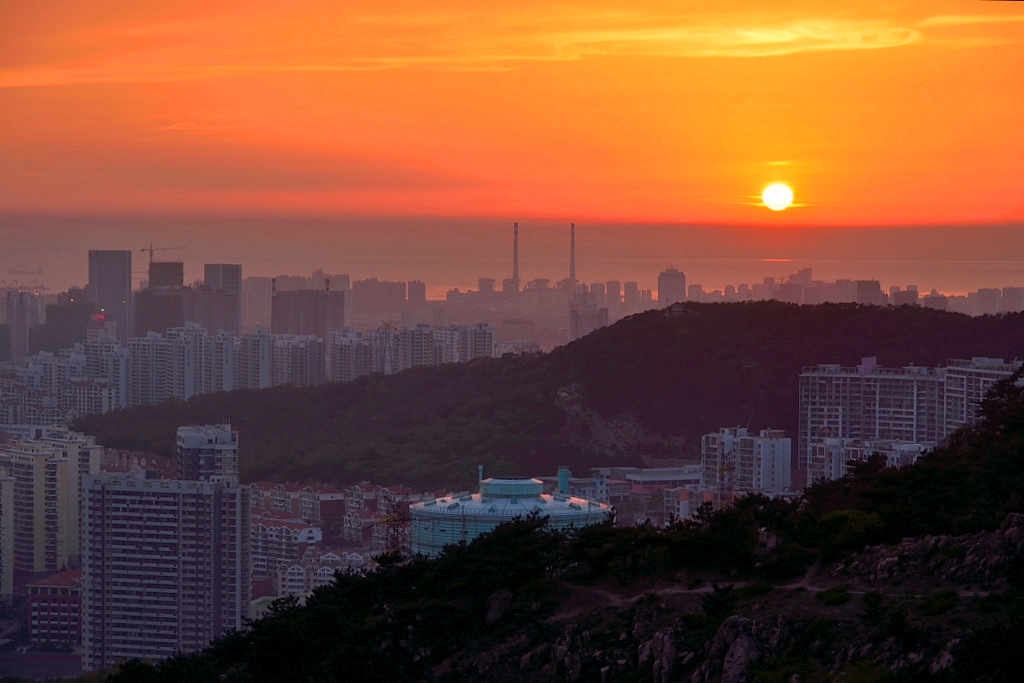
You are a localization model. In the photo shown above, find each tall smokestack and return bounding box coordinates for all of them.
[569,223,576,283]
[513,222,520,289]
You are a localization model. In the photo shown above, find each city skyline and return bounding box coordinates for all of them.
[2,217,1023,299]
[3,1,1023,295]
[4,2,1024,673]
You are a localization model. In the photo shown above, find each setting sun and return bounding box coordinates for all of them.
[762,183,794,212]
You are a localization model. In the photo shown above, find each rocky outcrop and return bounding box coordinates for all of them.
[842,513,1024,589]
[485,588,513,626]
[554,383,678,458]
[450,605,976,683]
[449,514,1024,682]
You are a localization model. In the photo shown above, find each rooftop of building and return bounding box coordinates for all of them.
[101,452,177,480]
[309,483,344,494]
[27,569,82,589]
[252,508,305,521]
[411,477,611,519]
[176,423,237,445]
[383,484,417,496]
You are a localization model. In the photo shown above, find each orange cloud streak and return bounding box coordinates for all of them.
[1,0,1022,226]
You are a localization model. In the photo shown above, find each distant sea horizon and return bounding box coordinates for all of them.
[2,212,1021,298]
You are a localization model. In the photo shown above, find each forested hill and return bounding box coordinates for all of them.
[75,302,1024,490]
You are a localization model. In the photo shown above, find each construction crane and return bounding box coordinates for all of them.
[140,243,186,263]
[715,457,735,511]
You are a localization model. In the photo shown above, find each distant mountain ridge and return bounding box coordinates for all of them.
[75,302,1024,489]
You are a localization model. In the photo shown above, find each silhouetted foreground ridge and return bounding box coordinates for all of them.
[84,366,1024,682]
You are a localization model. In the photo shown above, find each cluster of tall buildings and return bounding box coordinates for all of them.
[3,319,496,426]
[682,356,1022,510]
[659,265,1024,317]
[0,427,102,597]
[85,252,243,345]
[0,423,254,669]
[798,356,1022,483]
[328,322,495,381]
[4,235,1024,372]
[0,423,436,668]
[0,250,504,429]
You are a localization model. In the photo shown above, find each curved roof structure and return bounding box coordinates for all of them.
[409,477,612,557]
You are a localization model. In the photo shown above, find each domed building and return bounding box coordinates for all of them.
[409,469,613,557]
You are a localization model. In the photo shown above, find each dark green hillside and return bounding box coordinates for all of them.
[75,302,1024,489]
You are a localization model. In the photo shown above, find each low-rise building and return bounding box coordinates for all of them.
[250,510,322,578]
[664,488,715,523]
[409,472,612,558]
[26,569,82,645]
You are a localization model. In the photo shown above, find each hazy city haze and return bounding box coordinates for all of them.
[2,215,1022,297]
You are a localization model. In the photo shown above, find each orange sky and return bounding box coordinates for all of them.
[2,0,1023,227]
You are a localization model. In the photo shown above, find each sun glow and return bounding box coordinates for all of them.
[761,183,794,211]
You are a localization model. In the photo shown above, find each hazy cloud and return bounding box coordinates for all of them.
[548,21,921,59]
[919,14,1024,28]
[0,9,929,87]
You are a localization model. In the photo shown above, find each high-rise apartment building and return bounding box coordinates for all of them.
[271,288,344,339]
[943,357,1022,430]
[350,278,405,316]
[175,424,240,483]
[127,332,165,408]
[701,427,793,500]
[87,251,132,346]
[205,331,237,394]
[1002,287,1024,314]
[799,360,944,482]
[799,357,1021,482]
[0,429,100,581]
[701,426,744,494]
[0,468,14,599]
[147,261,184,289]
[569,294,609,341]
[407,280,427,308]
[134,261,185,338]
[238,328,272,389]
[328,329,372,383]
[735,429,792,496]
[125,323,208,406]
[657,267,687,305]
[164,323,208,402]
[461,323,495,360]
[82,337,128,410]
[272,335,326,387]
[242,277,273,329]
[5,290,45,363]
[2,442,73,579]
[81,424,249,671]
[199,264,243,335]
[606,281,622,306]
[29,290,93,356]
[401,325,439,369]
